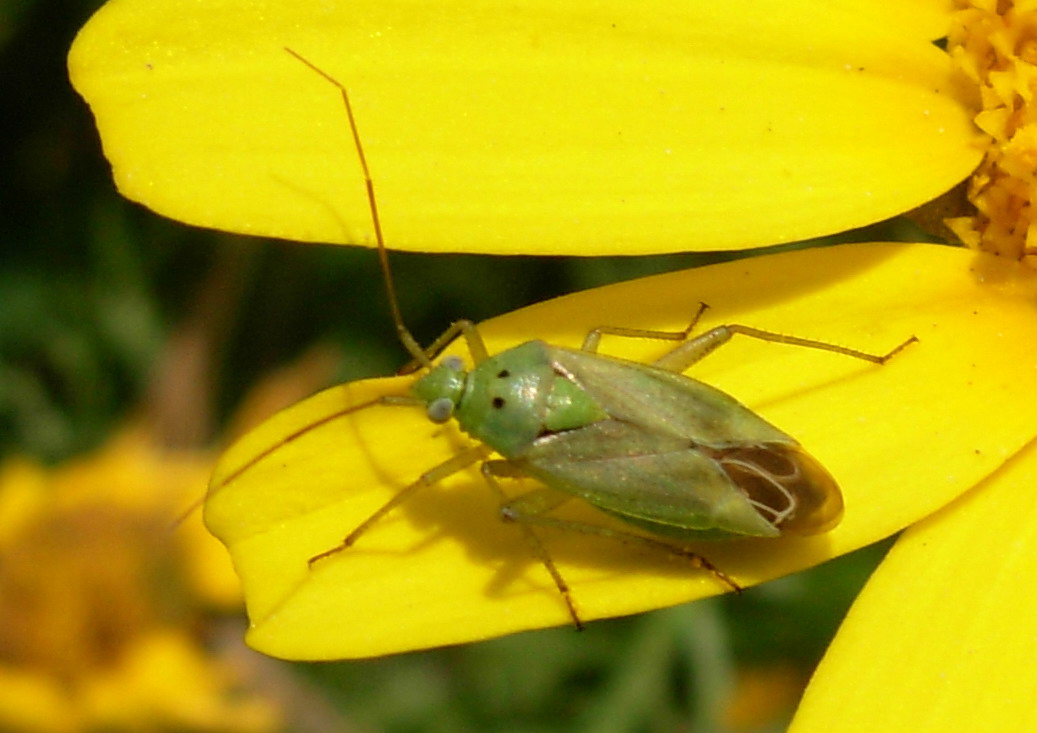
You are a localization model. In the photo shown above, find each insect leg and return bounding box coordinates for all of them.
[211,393,422,493]
[653,323,918,373]
[580,302,710,353]
[482,462,584,630]
[500,490,743,595]
[309,443,493,565]
[396,319,490,375]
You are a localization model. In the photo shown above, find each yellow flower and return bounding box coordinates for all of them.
[67,1,1037,730]
[0,428,278,732]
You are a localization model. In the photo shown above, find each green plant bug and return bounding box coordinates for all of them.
[214,49,918,629]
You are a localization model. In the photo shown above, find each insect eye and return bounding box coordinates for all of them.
[492,397,506,409]
[427,398,455,424]
[441,356,464,372]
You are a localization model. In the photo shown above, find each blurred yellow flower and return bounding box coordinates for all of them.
[0,428,278,732]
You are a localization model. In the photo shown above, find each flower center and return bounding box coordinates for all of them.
[946,1,1037,266]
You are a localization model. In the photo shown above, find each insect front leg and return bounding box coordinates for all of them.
[309,443,493,565]
[481,461,584,630]
[397,319,489,375]
[580,302,710,353]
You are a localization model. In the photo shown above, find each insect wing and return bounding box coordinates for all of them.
[548,346,793,445]
[516,418,782,537]
[710,443,842,534]
[515,346,842,536]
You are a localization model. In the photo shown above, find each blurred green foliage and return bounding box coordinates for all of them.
[1,1,923,730]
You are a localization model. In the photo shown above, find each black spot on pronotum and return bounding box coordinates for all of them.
[492,397,506,409]
[497,369,511,378]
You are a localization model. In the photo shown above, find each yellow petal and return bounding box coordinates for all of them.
[0,665,79,733]
[205,242,1037,659]
[69,1,981,254]
[849,0,957,41]
[791,438,1037,732]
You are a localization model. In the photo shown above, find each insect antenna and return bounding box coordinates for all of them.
[285,48,433,371]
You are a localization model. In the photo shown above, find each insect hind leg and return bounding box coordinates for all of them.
[489,467,742,618]
[482,463,584,630]
[501,499,743,595]
[653,323,918,373]
[578,297,916,374]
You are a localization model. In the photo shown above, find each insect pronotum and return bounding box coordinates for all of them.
[219,48,917,629]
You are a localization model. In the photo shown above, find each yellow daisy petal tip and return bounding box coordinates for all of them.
[70,1,981,254]
[791,437,1037,732]
[204,242,1037,659]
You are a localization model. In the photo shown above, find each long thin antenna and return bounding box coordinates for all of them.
[285,48,432,369]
